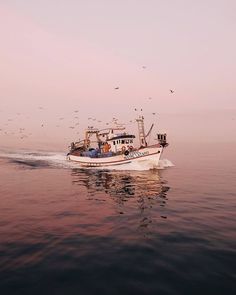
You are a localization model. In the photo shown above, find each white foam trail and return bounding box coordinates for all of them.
[0,149,67,167]
[158,159,175,168]
[0,149,174,170]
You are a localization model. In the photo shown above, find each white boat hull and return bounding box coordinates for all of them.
[67,146,163,170]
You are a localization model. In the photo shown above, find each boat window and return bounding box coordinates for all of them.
[130,140,133,143]
[126,140,129,144]
[117,140,119,144]
[113,141,115,145]
[121,140,125,144]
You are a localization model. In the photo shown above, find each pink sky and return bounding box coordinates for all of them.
[0,1,235,150]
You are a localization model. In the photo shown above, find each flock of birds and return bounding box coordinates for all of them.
[113,66,175,94]
[114,86,174,94]
[0,66,175,142]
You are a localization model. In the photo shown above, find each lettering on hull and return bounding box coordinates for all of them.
[124,151,149,160]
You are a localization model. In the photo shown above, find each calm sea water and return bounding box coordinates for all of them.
[0,143,235,295]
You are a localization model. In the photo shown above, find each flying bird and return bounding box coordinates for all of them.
[170,89,174,93]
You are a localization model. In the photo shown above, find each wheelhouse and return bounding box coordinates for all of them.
[107,134,135,153]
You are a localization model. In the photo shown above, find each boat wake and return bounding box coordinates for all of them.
[158,158,175,168]
[0,149,174,170]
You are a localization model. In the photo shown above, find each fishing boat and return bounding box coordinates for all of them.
[67,115,168,170]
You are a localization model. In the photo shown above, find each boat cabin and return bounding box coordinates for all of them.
[107,133,135,153]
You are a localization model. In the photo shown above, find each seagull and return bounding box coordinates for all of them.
[114,87,119,90]
[170,89,174,93]
[74,110,79,113]
[152,112,156,115]
[142,66,146,69]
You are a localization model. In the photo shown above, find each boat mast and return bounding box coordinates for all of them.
[84,130,90,148]
[136,115,147,147]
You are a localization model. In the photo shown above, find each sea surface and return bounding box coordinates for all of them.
[0,143,235,295]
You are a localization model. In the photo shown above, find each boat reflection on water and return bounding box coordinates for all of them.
[71,169,170,234]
